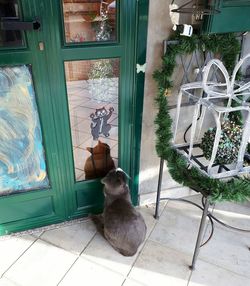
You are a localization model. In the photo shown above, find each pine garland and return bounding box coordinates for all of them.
[154,32,250,202]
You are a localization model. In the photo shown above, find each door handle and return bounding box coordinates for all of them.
[0,18,41,31]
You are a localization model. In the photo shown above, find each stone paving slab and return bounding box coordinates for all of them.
[1,195,249,286]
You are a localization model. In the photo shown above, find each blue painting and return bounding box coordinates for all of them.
[0,65,49,195]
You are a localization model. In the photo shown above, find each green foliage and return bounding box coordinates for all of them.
[154,32,250,202]
[201,120,243,165]
[200,33,241,73]
[88,59,113,79]
[228,100,243,125]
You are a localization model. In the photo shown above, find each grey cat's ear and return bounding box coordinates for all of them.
[116,168,131,180]
[101,177,106,184]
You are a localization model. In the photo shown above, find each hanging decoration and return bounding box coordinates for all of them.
[153,32,250,202]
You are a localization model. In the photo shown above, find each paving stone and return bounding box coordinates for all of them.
[4,239,76,286]
[40,220,96,255]
[0,235,36,276]
[59,256,124,286]
[128,240,191,286]
[189,259,250,286]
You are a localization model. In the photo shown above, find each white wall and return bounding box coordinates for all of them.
[139,0,194,201]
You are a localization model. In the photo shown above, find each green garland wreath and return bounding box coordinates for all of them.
[153,33,250,202]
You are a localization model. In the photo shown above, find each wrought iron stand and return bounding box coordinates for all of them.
[189,195,209,270]
[154,157,250,270]
[154,157,209,269]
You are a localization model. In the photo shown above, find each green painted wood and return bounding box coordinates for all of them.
[0,0,66,235]
[46,0,149,218]
[0,197,54,224]
[223,0,250,6]
[0,0,149,235]
[76,186,104,210]
[131,0,149,205]
[0,53,31,64]
[61,46,123,61]
[203,0,250,33]
[0,215,64,236]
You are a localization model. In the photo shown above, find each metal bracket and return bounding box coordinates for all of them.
[136,63,147,74]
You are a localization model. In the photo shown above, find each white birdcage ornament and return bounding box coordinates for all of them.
[173,54,250,179]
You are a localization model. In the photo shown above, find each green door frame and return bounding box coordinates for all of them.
[0,0,149,235]
[131,0,149,205]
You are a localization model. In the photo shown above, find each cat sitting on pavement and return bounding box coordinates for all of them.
[92,168,147,256]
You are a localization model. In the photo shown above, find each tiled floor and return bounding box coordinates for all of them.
[1,194,250,286]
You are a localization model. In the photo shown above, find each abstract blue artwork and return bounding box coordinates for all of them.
[0,65,49,195]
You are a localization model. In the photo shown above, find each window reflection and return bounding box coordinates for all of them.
[64,59,119,181]
[62,0,116,43]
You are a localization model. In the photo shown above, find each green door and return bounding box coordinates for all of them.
[203,0,250,33]
[0,0,148,235]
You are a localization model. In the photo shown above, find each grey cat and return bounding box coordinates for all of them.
[93,168,147,256]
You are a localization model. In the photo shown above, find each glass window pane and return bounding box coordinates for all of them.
[0,0,24,48]
[62,0,116,43]
[0,65,49,196]
[64,58,119,181]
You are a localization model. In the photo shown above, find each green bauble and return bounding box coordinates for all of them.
[200,120,243,165]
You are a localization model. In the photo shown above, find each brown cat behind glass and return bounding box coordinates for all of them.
[84,140,115,180]
[93,168,147,256]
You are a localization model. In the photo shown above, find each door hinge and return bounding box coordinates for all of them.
[136,63,146,74]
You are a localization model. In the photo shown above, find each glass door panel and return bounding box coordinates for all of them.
[62,0,117,43]
[0,65,49,196]
[64,58,119,181]
[0,0,24,47]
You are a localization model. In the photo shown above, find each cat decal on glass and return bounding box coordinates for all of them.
[90,106,114,140]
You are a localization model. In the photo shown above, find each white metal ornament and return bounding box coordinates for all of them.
[173,54,250,179]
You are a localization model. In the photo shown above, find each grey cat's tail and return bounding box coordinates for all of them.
[90,214,105,237]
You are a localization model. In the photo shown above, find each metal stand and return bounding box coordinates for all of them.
[154,158,164,219]
[189,196,210,270]
[154,157,250,270]
[154,159,210,268]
